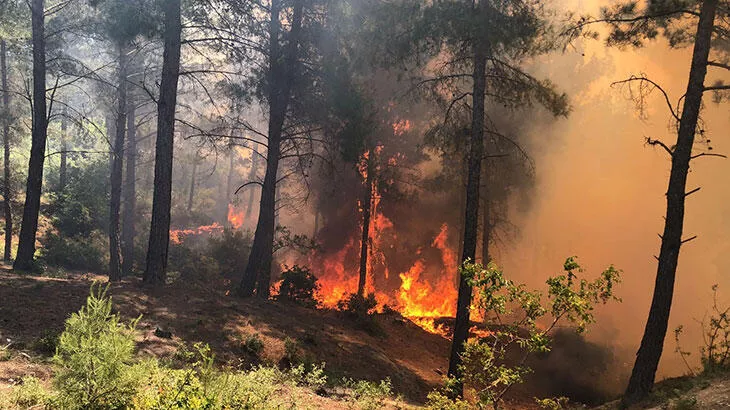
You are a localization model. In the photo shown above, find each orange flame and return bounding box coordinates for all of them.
[169,223,224,245]
[228,204,245,229]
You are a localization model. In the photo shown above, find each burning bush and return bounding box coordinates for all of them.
[275,265,320,307]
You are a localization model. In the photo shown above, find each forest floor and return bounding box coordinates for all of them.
[1,264,728,409]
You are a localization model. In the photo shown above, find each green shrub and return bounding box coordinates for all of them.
[53,283,141,409]
[243,333,264,357]
[276,265,320,307]
[9,376,53,409]
[430,258,621,409]
[33,329,60,356]
[208,229,252,277]
[343,378,395,410]
[338,293,383,335]
[40,231,107,272]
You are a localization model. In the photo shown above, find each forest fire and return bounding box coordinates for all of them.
[309,222,460,336]
[169,205,246,244]
[228,205,245,229]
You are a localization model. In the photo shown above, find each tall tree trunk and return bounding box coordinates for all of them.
[14,0,47,271]
[143,0,182,285]
[447,30,487,398]
[1,39,12,262]
[239,0,303,298]
[59,108,67,193]
[358,148,375,297]
[245,149,258,219]
[622,0,718,405]
[109,44,127,282]
[122,92,136,276]
[481,163,490,266]
[187,156,197,212]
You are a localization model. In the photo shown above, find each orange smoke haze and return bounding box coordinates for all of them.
[496,0,730,379]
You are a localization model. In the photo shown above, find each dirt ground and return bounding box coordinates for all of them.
[0,264,449,404]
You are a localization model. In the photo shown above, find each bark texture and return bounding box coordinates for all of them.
[447,25,487,397]
[14,0,47,271]
[1,39,12,262]
[622,0,719,405]
[144,0,182,285]
[239,0,303,298]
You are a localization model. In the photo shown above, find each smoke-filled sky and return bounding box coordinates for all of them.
[500,0,730,377]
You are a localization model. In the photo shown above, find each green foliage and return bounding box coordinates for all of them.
[48,161,110,237]
[672,395,698,410]
[53,283,141,409]
[207,229,252,277]
[535,396,570,410]
[242,333,264,357]
[432,258,620,409]
[40,232,108,272]
[675,285,730,375]
[6,376,54,409]
[276,265,320,307]
[33,329,60,356]
[337,293,383,335]
[342,377,395,410]
[290,362,328,391]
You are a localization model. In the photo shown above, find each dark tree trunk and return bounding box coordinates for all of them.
[358,148,375,297]
[622,0,718,405]
[143,0,182,286]
[1,39,12,262]
[14,0,47,271]
[245,149,258,219]
[481,164,490,266]
[122,87,137,275]
[447,31,487,398]
[59,108,67,193]
[312,210,319,239]
[239,0,303,298]
[109,44,127,282]
[187,156,197,212]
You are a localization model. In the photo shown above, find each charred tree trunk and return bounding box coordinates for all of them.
[239,0,303,298]
[1,39,12,262]
[245,149,258,219]
[143,0,182,285]
[14,0,47,271]
[447,30,487,398]
[622,0,718,405]
[109,44,127,282]
[358,149,375,297]
[187,156,197,213]
[121,86,137,276]
[59,108,67,193]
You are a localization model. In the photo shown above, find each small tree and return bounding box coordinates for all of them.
[429,258,621,409]
[53,284,140,409]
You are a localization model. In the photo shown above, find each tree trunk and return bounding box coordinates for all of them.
[622,0,718,405]
[59,108,67,193]
[122,85,137,276]
[358,148,375,297]
[447,31,487,398]
[14,0,47,271]
[481,163,490,266]
[1,39,12,262]
[143,0,182,286]
[239,0,303,298]
[245,149,258,219]
[187,156,197,212]
[109,44,127,282]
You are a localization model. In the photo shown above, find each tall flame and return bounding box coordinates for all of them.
[228,204,245,229]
